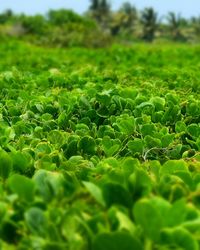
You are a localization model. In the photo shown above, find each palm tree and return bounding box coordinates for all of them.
[141,7,158,42]
[89,0,99,11]
[101,0,110,13]
[167,12,184,41]
[120,2,137,30]
[110,2,137,36]
[191,16,200,37]
[89,0,110,24]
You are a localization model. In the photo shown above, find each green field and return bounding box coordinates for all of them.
[0,40,200,249]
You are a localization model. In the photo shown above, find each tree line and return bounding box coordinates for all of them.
[0,0,200,47]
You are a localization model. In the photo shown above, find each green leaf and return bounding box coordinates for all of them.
[57,112,69,129]
[0,150,13,180]
[83,181,105,207]
[140,124,156,137]
[127,139,144,154]
[183,218,200,233]
[174,171,194,189]
[35,142,52,155]
[150,197,171,226]
[64,140,78,158]
[8,174,35,202]
[129,169,152,197]
[160,160,188,175]
[175,121,187,133]
[103,182,132,208]
[11,151,30,173]
[160,227,199,250]
[115,210,136,234]
[151,97,165,111]
[136,102,155,116]
[167,144,182,159]
[102,136,121,157]
[166,199,187,227]
[186,102,200,116]
[121,157,140,177]
[92,231,142,250]
[97,125,115,138]
[165,93,179,105]
[162,105,181,124]
[33,170,64,202]
[25,207,47,237]
[133,198,163,241]
[47,130,66,145]
[152,111,164,123]
[120,87,138,100]
[187,124,200,139]
[78,136,96,155]
[161,134,174,147]
[115,115,135,135]
[75,123,90,136]
[96,92,111,105]
[144,135,162,149]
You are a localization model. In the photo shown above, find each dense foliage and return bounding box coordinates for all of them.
[0,2,200,47]
[0,40,200,249]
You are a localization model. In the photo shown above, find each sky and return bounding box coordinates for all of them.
[0,0,200,18]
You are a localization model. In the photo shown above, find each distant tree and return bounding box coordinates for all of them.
[90,0,110,13]
[141,7,158,42]
[47,9,83,26]
[167,12,185,41]
[101,0,110,12]
[89,0,110,25]
[109,13,121,36]
[191,16,200,37]
[0,9,13,24]
[110,2,137,35]
[90,0,99,11]
[18,14,47,35]
[110,2,137,36]
[120,2,137,29]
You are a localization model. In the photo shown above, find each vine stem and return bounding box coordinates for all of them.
[143,147,168,161]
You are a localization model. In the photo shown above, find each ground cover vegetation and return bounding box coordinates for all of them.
[0,39,200,249]
[0,1,200,249]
